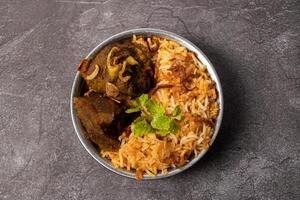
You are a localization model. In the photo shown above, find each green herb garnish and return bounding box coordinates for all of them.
[126,94,184,137]
[172,105,184,121]
[151,115,172,131]
[138,94,149,106]
[131,117,154,137]
[145,100,165,116]
[125,107,141,113]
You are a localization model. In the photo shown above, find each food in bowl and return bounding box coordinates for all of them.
[74,34,220,180]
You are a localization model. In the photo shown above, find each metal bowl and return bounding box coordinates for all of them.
[70,28,224,180]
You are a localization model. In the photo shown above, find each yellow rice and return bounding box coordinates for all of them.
[101,37,219,180]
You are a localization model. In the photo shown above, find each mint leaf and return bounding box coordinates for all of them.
[138,94,149,106]
[127,94,182,137]
[125,107,141,113]
[151,115,172,131]
[172,105,181,117]
[159,130,169,136]
[126,99,141,113]
[172,105,184,121]
[145,100,165,116]
[169,120,179,133]
[151,115,179,136]
[132,117,153,137]
[129,99,139,107]
[173,113,184,121]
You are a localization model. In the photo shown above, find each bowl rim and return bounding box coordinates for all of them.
[70,28,224,180]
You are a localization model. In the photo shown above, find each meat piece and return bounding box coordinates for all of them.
[74,93,123,151]
[115,61,154,97]
[102,110,139,139]
[78,59,107,93]
[74,93,139,151]
[106,45,154,98]
[77,38,155,102]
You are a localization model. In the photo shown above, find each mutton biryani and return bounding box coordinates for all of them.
[74,34,219,180]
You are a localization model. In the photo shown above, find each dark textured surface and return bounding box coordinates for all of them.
[0,0,299,199]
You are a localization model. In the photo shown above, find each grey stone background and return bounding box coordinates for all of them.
[0,0,299,199]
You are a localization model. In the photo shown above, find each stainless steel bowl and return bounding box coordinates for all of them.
[70,28,224,179]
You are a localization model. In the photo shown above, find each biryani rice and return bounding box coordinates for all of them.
[101,37,219,180]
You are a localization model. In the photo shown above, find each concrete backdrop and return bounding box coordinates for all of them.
[0,0,299,199]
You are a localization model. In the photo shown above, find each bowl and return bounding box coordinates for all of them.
[70,28,224,179]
